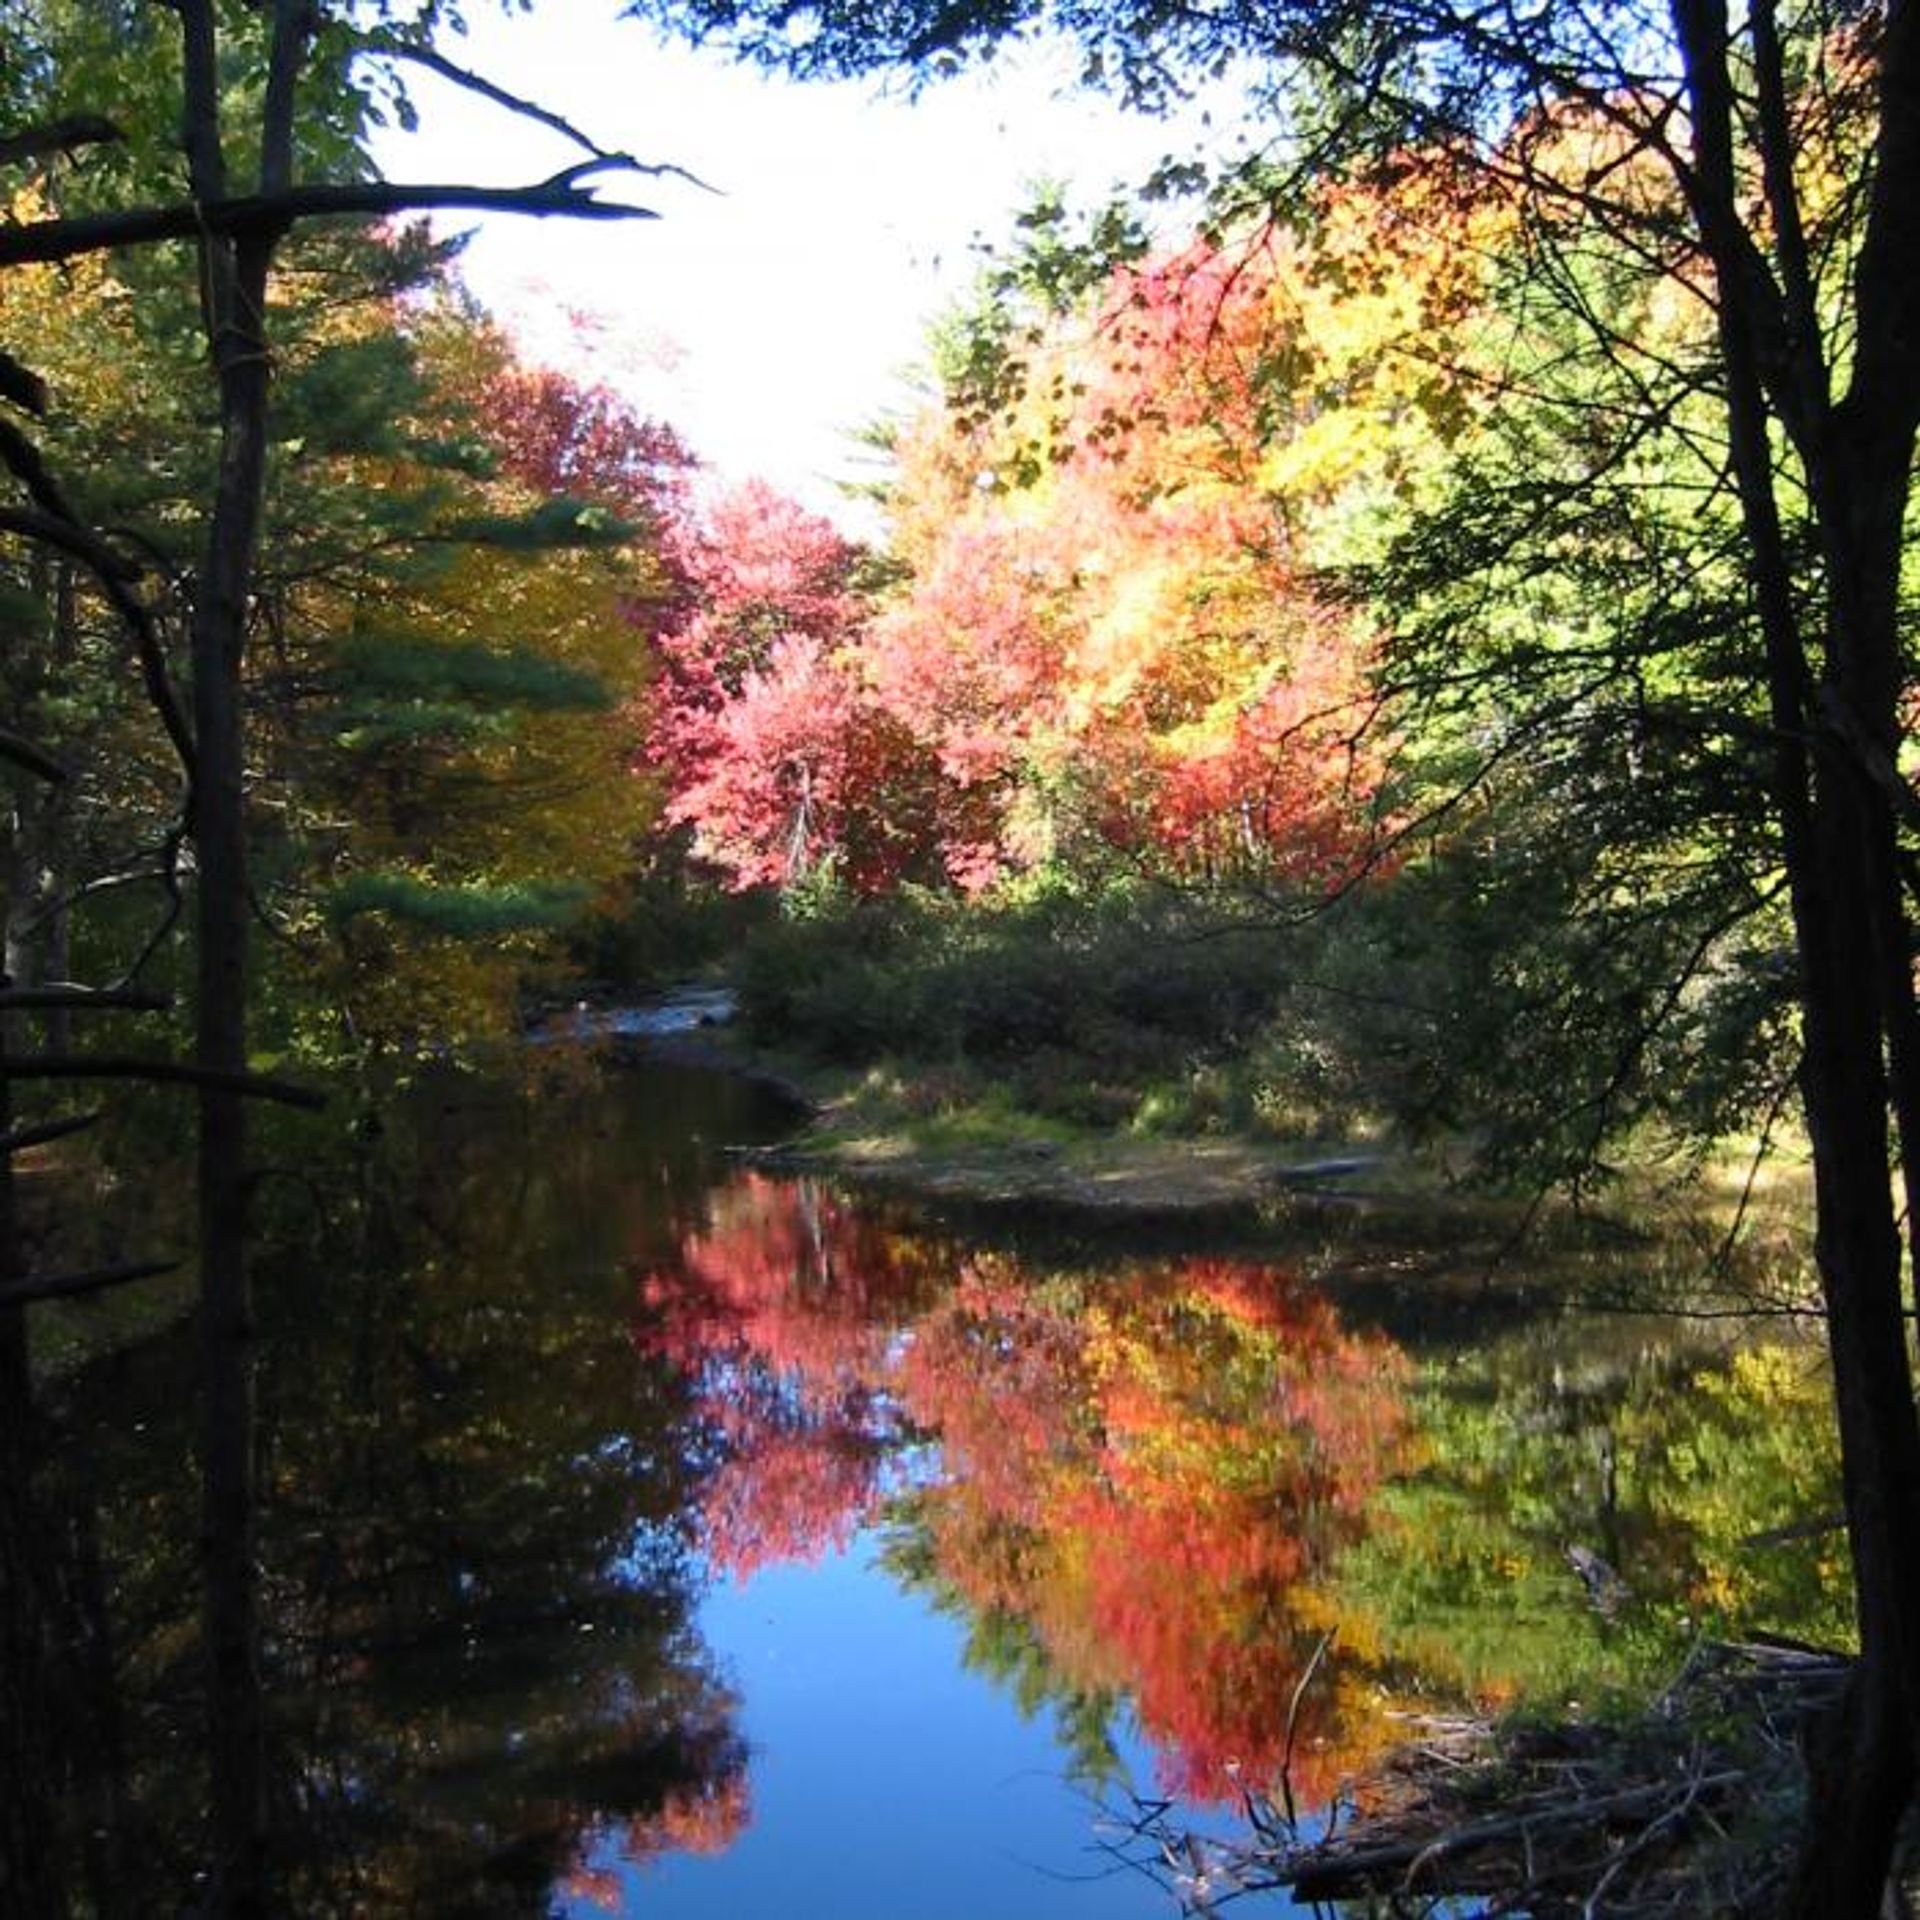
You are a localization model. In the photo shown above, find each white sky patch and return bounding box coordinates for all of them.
[369,0,1241,529]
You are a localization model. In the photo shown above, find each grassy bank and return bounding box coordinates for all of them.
[629,876,1808,1250]
[726,876,1402,1147]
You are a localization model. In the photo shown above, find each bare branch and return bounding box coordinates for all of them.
[0,1258,181,1309]
[175,0,228,203]
[0,165,663,268]
[361,34,724,193]
[260,0,312,199]
[0,436,198,778]
[0,727,70,785]
[109,821,190,993]
[0,504,144,582]
[0,115,125,168]
[391,40,618,156]
[0,1111,102,1155]
[0,983,171,1012]
[0,350,49,417]
[5,1052,326,1109]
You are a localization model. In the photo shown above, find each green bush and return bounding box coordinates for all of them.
[733,876,1300,1095]
[570,867,775,992]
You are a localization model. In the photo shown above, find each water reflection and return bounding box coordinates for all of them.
[17,1061,791,1911]
[1330,1330,1851,1708]
[638,1179,1415,1806]
[634,1172,1850,1819]
[9,1059,1850,1913]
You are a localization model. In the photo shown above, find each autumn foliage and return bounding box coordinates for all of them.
[634,168,1506,896]
[633,1175,1414,1803]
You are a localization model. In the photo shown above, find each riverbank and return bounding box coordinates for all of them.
[593,1013,1815,1310]
[751,1117,1389,1215]
[604,1019,1463,1219]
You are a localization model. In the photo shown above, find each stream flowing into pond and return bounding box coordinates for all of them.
[18,1052,1848,1914]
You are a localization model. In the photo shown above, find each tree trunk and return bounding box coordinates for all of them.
[1784,763,1920,1913]
[0,1003,61,1915]
[179,0,283,1901]
[1781,14,1920,1887]
[192,251,272,1912]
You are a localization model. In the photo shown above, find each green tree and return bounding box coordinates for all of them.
[254,293,688,1060]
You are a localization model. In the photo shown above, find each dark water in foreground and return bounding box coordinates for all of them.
[14,1057,1847,1913]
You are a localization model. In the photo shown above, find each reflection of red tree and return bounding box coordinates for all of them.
[636,1178,1412,1799]
[1064,1483,1310,1797]
[634,1177,942,1575]
[896,1263,1096,1515]
[559,1771,753,1908]
[700,1429,882,1579]
[639,1176,927,1394]
[899,1258,1410,1803]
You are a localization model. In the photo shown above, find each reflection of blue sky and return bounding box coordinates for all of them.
[366,0,1246,530]
[563,1527,1287,1917]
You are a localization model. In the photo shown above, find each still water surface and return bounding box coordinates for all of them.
[31,1054,1847,1912]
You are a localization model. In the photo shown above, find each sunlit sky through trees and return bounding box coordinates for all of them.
[369,0,1239,531]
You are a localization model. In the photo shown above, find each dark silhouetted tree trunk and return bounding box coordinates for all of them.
[178,2,300,1903]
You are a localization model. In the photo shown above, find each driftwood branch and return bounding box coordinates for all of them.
[0,164,661,268]
[5,1053,326,1110]
[0,1258,180,1309]
[1122,1642,1850,1917]
[1289,1773,1744,1900]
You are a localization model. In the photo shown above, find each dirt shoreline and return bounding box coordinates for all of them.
[751,1130,1392,1213]
[617,1028,1387,1216]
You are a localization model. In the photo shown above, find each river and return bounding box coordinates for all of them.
[16,1051,1848,1913]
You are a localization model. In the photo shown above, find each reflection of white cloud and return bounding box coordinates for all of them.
[369,0,1240,528]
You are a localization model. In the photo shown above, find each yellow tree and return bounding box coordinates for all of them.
[267,304,688,1056]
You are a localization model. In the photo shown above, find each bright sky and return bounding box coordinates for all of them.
[370,1,1238,528]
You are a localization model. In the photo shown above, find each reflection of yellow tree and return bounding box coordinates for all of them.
[637,1185,1415,1803]
[1630,1347,1849,1646]
[1318,1335,1851,1711]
